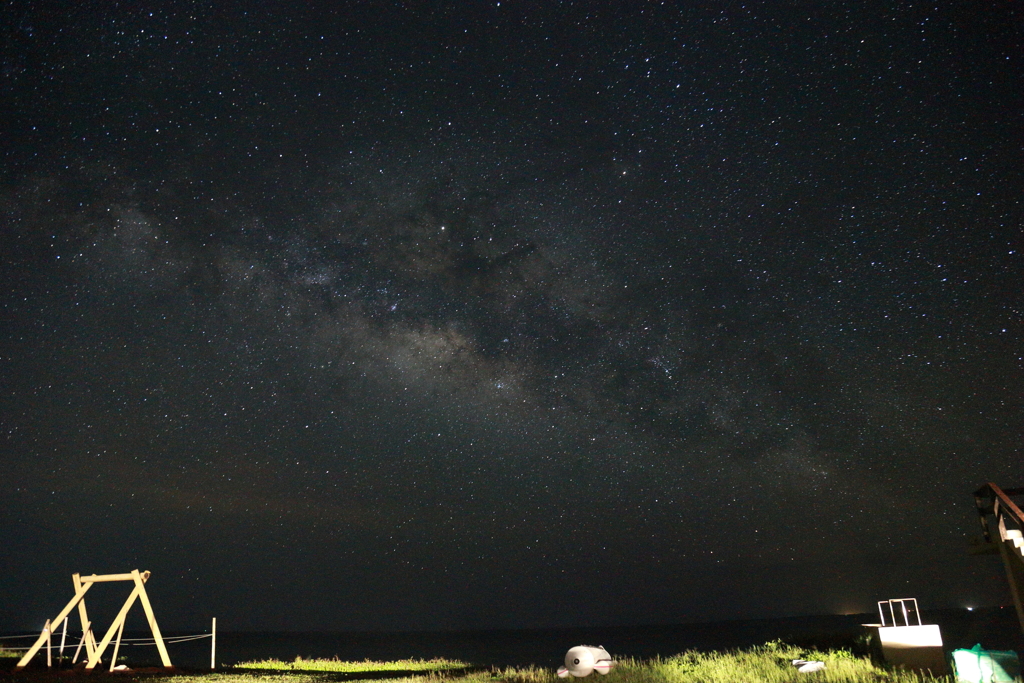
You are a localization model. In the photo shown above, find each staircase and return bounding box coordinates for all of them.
[1002,527,1024,557]
[974,483,1024,636]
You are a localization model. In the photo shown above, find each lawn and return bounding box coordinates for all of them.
[4,641,950,683]
[234,657,469,673]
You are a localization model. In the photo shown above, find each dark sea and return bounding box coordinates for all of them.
[6,608,1022,672]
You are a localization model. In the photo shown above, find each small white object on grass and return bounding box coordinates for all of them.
[792,659,826,673]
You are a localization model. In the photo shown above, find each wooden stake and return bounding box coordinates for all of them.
[109,617,126,673]
[211,617,217,670]
[59,616,68,665]
[45,620,52,669]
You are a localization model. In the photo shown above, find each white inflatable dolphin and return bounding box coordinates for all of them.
[557,645,615,677]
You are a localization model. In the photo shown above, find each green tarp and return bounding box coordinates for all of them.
[951,644,1020,683]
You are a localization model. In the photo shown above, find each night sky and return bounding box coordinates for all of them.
[2,1,1022,634]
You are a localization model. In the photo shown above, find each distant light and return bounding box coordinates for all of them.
[966,606,974,611]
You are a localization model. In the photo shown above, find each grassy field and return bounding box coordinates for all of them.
[3,641,951,683]
[234,657,469,673]
[1,646,22,668]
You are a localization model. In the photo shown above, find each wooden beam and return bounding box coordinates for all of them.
[133,569,172,668]
[71,621,91,665]
[77,573,138,583]
[73,574,98,661]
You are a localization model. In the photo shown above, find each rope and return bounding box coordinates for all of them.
[165,634,214,643]
[76,634,213,644]
[0,632,212,649]
[126,634,213,645]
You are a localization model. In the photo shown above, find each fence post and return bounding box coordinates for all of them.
[211,617,217,670]
[59,617,68,665]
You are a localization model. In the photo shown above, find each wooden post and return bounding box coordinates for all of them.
[59,616,68,665]
[73,574,98,661]
[45,620,52,669]
[211,617,217,670]
[109,617,126,672]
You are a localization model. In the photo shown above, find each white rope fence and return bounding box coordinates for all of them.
[0,633,45,640]
[1,617,218,669]
[1,634,212,647]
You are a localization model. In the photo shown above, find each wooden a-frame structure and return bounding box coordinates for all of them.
[15,569,173,672]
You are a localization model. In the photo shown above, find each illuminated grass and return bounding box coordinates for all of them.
[234,657,470,673]
[6,642,951,683]
[4,673,446,683]
[613,641,947,683]
[473,665,559,683]
[229,643,950,683]
[195,677,439,683]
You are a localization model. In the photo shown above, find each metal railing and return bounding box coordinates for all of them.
[877,598,921,627]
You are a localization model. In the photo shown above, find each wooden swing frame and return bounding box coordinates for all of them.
[15,569,173,672]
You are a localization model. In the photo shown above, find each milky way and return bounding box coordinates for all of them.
[2,1,1022,631]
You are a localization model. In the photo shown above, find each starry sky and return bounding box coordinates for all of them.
[1,0,1022,633]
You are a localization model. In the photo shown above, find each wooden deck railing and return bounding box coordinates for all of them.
[973,482,1024,637]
